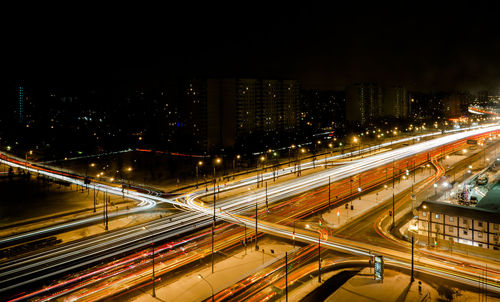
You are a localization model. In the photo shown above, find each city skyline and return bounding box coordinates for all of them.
[2,4,500,301]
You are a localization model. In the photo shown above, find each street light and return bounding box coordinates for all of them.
[258,156,266,187]
[234,155,241,173]
[302,220,323,283]
[142,226,156,298]
[196,161,203,188]
[352,136,361,157]
[298,148,306,176]
[212,157,222,273]
[198,274,214,302]
[124,166,133,188]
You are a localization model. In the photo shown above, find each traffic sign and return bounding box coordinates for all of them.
[374,255,384,281]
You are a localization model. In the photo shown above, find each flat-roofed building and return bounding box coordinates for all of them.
[414,201,500,250]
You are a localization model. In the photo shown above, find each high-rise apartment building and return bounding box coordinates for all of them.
[443,92,473,118]
[346,83,383,125]
[180,78,300,152]
[17,84,24,123]
[282,80,300,131]
[383,86,409,119]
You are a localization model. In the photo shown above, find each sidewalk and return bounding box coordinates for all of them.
[0,196,138,239]
[324,267,436,302]
[322,163,432,229]
[130,237,293,302]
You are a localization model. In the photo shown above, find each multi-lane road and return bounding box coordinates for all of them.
[1,124,500,300]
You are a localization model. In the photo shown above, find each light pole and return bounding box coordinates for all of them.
[327,143,333,168]
[235,154,241,173]
[265,181,268,211]
[258,155,265,187]
[318,229,321,283]
[313,140,321,168]
[328,176,331,209]
[299,148,306,176]
[142,226,156,298]
[198,274,214,302]
[289,144,295,166]
[411,235,415,283]
[125,166,132,188]
[358,175,361,200]
[196,161,203,188]
[352,136,360,157]
[304,221,323,283]
[212,157,221,274]
[392,192,395,228]
[285,251,288,302]
[255,199,258,250]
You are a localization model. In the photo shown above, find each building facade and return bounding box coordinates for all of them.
[415,201,500,250]
[346,83,383,125]
[383,86,409,119]
[180,78,300,152]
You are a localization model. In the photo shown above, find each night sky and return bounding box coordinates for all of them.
[5,2,500,92]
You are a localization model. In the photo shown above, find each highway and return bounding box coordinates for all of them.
[1,124,500,299]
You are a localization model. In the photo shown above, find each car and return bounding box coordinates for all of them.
[477,176,488,186]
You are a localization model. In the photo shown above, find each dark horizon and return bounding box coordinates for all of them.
[4,2,500,93]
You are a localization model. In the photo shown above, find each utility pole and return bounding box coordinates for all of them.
[285,251,288,302]
[255,201,258,249]
[105,194,109,231]
[392,192,395,228]
[318,232,321,283]
[102,191,108,225]
[392,160,395,189]
[152,242,156,297]
[265,182,268,211]
[350,176,353,206]
[358,175,361,200]
[328,176,331,209]
[212,166,216,274]
[411,236,414,283]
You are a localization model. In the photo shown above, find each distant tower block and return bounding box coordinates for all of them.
[17,84,24,123]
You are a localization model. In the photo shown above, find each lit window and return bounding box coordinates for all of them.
[449,217,454,222]
[449,226,454,232]
[435,214,439,219]
[422,212,426,217]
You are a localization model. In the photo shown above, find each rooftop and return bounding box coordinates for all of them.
[417,200,500,224]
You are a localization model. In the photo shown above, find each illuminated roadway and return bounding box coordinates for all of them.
[1,124,500,297]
